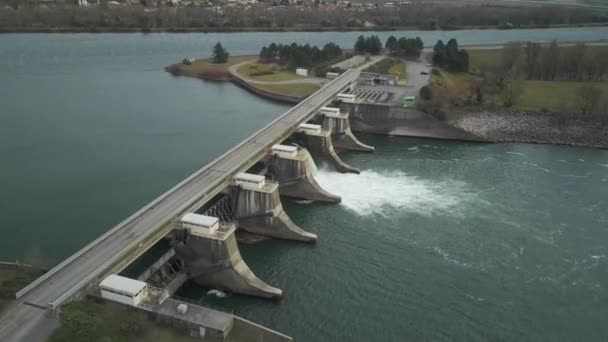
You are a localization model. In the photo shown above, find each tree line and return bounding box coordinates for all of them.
[385,36,423,58]
[354,35,382,55]
[259,42,342,69]
[498,41,608,82]
[432,39,469,72]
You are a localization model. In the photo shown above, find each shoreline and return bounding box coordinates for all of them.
[2,22,608,34]
[450,110,608,150]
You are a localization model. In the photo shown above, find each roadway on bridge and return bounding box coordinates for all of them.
[0,68,360,341]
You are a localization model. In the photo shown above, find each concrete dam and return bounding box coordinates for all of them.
[1,66,483,341]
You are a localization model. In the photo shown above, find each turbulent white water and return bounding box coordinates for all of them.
[314,169,473,217]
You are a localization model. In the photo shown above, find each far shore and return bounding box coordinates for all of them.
[2,22,608,34]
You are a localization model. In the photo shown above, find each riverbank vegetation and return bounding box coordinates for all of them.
[424,43,608,120]
[355,35,383,55]
[0,263,45,313]
[49,300,197,342]
[1,4,606,32]
[166,55,253,80]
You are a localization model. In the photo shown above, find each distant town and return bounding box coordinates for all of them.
[1,0,607,32]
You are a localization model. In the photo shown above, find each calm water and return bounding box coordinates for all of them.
[1,29,608,341]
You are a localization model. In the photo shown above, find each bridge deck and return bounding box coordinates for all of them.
[0,69,360,341]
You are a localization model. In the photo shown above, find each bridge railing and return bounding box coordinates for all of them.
[17,69,360,308]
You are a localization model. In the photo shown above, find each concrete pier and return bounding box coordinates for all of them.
[267,146,341,203]
[173,223,282,299]
[294,128,360,174]
[322,111,375,152]
[232,179,317,242]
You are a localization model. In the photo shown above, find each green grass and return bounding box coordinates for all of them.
[237,63,302,82]
[49,300,198,342]
[388,61,407,80]
[0,266,45,314]
[429,45,608,112]
[466,45,608,74]
[517,80,608,112]
[170,55,255,78]
[364,58,407,80]
[255,83,320,98]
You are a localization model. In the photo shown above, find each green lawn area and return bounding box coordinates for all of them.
[388,60,406,80]
[364,58,407,80]
[170,55,255,78]
[49,300,198,342]
[237,62,302,82]
[255,83,320,98]
[466,45,608,74]
[429,45,608,112]
[517,80,608,112]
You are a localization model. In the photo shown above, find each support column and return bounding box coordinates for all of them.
[173,224,283,299]
[267,146,341,203]
[293,125,360,174]
[232,175,317,242]
[322,111,374,152]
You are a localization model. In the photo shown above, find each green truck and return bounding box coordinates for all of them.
[402,96,416,108]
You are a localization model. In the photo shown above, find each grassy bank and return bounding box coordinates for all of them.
[0,264,45,313]
[50,300,197,342]
[236,63,302,82]
[429,45,608,113]
[167,56,255,80]
[254,83,321,98]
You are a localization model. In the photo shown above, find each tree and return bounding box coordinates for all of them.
[385,35,398,54]
[575,83,602,116]
[420,85,432,100]
[211,42,229,63]
[500,78,524,107]
[432,40,445,65]
[524,42,541,79]
[354,35,366,54]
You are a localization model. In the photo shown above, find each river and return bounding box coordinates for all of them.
[1,29,607,341]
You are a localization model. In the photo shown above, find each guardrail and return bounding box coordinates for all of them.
[18,69,359,308]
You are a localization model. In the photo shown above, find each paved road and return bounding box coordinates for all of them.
[0,69,360,342]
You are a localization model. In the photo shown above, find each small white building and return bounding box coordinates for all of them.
[100,274,148,307]
[234,172,266,190]
[298,123,322,135]
[181,213,219,234]
[271,144,298,159]
[296,68,308,77]
[337,93,356,103]
[320,106,340,116]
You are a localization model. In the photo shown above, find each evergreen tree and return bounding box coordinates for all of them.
[433,40,445,65]
[354,35,366,54]
[211,42,229,63]
[385,35,398,54]
[415,37,423,50]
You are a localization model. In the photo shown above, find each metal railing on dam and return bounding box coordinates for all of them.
[14,69,360,312]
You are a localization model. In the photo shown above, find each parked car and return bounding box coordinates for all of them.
[420,71,429,75]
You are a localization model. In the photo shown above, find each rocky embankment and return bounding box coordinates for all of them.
[450,111,608,149]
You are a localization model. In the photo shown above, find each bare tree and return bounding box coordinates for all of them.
[500,77,524,107]
[524,42,541,80]
[575,83,602,116]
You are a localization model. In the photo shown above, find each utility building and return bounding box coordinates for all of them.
[99,274,148,307]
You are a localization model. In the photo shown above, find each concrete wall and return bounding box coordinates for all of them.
[341,102,487,142]
[231,75,302,104]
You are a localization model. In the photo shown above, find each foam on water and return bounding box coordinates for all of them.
[314,169,473,217]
